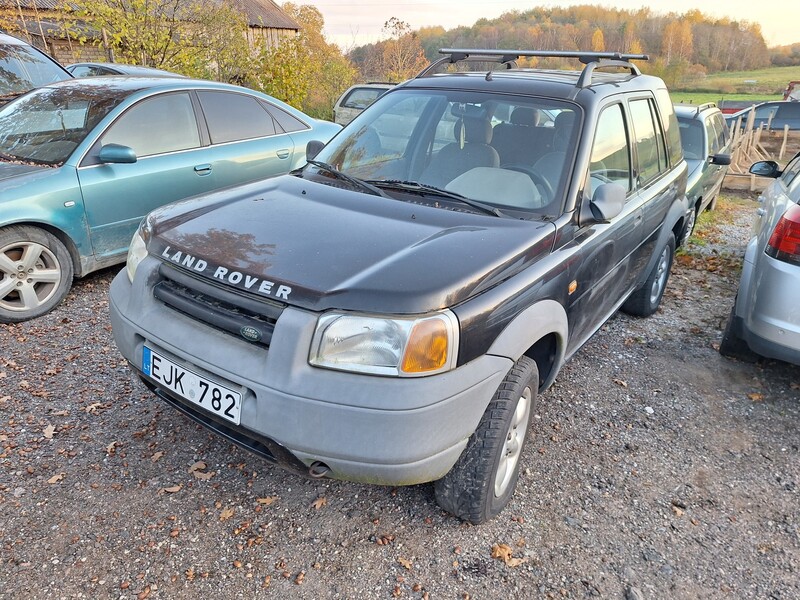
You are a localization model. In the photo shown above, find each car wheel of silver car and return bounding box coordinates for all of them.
[434,356,538,524]
[680,206,697,247]
[622,233,675,317]
[0,226,74,323]
[719,305,758,362]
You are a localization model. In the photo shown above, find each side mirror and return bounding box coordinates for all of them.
[749,160,781,178]
[98,143,137,164]
[710,153,732,166]
[588,183,626,222]
[306,140,325,161]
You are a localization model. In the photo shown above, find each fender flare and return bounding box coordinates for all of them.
[486,298,569,390]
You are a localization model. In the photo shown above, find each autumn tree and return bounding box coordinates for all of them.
[591,28,605,52]
[378,17,428,81]
[257,3,355,119]
[59,0,254,82]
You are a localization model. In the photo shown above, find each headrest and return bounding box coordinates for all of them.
[454,116,493,144]
[553,111,576,152]
[510,107,540,126]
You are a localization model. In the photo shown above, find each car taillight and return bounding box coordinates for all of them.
[766,203,800,265]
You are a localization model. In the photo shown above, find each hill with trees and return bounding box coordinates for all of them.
[350,5,772,87]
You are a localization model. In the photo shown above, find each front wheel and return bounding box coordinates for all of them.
[622,233,675,317]
[0,226,74,323]
[434,356,538,524]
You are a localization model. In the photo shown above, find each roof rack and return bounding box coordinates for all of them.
[417,49,649,88]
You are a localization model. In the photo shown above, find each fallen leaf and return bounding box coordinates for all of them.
[43,425,55,439]
[612,379,628,388]
[188,461,207,473]
[672,505,685,517]
[506,557,526,568]
[219,507,235,521]
[193,470,214,481]
[47,473,65,484]
[311,496,327,510]
[257,496,278,506]
[137,586,151,600]
[106,441,119,455]
[161,485,182,494]
[294,571,305,585]
[491,543,513,562]
[151,451,164,463]
[790,382,799,390]
[397,557,413,570]
[748,393,764,402]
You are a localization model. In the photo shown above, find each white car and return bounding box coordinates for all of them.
[333,82,393,126]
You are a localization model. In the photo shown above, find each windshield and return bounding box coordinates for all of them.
[312,88,580,216]
[0,84,133,165]
[0,43,70,97]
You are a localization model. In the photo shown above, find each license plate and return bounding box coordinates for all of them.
[142,346,242,425]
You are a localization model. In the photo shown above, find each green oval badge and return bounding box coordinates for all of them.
[240,325,262,342]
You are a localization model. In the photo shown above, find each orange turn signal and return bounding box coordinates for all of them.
[401,318,449,373]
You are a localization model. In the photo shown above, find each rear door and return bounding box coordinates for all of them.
[194,91,296,188]
[77,91,215,260]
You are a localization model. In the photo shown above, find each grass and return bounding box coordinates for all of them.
[673,64,800,99]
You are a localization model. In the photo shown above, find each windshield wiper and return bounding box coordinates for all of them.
[306,159,388,198]
[368,180,505,217]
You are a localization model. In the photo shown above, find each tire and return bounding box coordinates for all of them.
[679,206,697,247]
[0,225,74,323]
[708,193,718,212]
[434,356,538,524]
[622,233,675,317]
[719,305,758,362]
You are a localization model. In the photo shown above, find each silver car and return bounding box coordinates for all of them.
[720,152,800,365]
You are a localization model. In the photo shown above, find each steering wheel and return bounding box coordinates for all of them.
[502,164,554,202]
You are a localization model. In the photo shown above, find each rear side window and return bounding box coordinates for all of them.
[654,88,682,166]
[263,102,308,133]
[197,91,276,144]
[102,92,200,157]
[590,103,631,191]
[629,98,667,185]
[340,87,385,109]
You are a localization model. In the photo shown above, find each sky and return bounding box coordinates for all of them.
[309,0,799,50]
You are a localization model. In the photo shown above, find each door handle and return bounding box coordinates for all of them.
[194,164,212,175]
[276,149,290,159]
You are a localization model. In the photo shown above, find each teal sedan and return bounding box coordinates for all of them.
[0,77,341,322]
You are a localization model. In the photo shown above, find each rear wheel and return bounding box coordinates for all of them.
[680,206,698,247]
[434,356,538,524]
[719,305,758,362]
[622,234,675,317]
[0,226,73,323]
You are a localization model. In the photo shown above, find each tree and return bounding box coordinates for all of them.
[591,28,605,52]
[379,17,428,81]
[257,3,355,119]
[60,0,254,82]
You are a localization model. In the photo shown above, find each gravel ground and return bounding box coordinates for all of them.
[1,193,798,600]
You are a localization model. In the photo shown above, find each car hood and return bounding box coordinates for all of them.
[0,162,58,190]
[147,175,556,313]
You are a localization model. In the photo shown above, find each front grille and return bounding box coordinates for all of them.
[155,263,285,346]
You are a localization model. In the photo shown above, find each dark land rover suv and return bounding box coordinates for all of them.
[110,50,688,523]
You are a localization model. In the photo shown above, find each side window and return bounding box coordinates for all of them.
[705,117,720,155]
[654,88,682,166]
[197,91,276,144]
[590,103,631,192]
[263,102,308,133]
[629,98,667,185]
[780,153,800,187]
[712,113,730,147]
[340,87,384,109]
[102,93,200,157]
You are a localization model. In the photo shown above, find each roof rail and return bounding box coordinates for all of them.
[417,48,649,87]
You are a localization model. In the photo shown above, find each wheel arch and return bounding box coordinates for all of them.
[486,298,568,392]
[0,221,82,277]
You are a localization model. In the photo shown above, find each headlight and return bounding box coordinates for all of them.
[126,222,151,283]
[309,311,459,377]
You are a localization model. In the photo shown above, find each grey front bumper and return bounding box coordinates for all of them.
[109,260,513,485]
